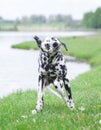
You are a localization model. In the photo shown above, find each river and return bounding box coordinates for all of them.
[0,31,92,98]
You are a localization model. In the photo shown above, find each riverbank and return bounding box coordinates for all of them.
[11,34,101,67]
[0,35,101,130]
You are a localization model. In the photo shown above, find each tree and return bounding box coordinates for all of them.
[94,8,101,28]
[48,14,74,26]
[82,12,94,28]
[30,15,46,24]
[0,16,3,21]
[82,7,101,28]
[65,15,73,27]
[21,16,29,24]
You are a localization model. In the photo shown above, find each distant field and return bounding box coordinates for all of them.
[17,23,66,31]
[0,23,17,31]
[1,35,101,130]
[0,23,67,31]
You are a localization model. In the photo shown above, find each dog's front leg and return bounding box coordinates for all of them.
[32,75,44,114]
[63,77,75,109]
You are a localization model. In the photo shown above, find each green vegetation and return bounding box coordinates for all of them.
[0,14,81,31]
[12,35,101,67]
[1,7,101,31]
[61,35,101,67]
[1,35,101,130]
[12,41,39,50]
[82,8,101,28]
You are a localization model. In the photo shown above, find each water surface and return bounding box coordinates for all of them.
[0,31,91,98]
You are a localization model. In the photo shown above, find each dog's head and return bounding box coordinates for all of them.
[33,36,68,54]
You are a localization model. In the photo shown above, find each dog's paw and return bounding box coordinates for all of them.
[32,102,43,114]
[66,99,75,109]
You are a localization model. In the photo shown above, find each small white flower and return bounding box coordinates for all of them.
[21,115,28,119]
[99,120,101,124]
[79,106,85,111]
[32,118,36,123]
[32,109,37,114]
[16,120,19,123]
[44,120,46,123]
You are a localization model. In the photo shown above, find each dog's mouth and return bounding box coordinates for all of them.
[45,44,50,50]
[43,49,56,55]
[48,46,60,53]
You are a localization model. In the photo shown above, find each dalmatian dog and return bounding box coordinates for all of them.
[32,36,74,114]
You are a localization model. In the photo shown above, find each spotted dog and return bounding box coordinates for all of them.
[32,36,74,114]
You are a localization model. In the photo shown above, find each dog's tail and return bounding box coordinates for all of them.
[45,87,62,99]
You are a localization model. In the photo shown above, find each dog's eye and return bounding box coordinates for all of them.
[53,42,58,47]
[51,37,57,41]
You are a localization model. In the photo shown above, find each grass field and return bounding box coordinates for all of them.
[0,35,101,130]
[12,41,39,50]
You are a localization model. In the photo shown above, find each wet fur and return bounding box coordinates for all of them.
[32,36,74,114]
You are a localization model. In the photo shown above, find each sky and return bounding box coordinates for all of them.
[0,0,101,20]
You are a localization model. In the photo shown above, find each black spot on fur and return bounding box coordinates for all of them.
[57,54,63,61]
[50,64,55,70]
[60,65,66,70]
[45,64,50,71]
[54,85,58,89]
[51,37,57,41]
[39,76,41,82]
[44,57,47,61]
[65,85,72,99]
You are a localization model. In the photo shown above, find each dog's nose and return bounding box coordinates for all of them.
[45,44,50,50]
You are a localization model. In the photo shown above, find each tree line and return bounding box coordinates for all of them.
[82,7,101,28]
[1,7,101,31]
[0,14,80,28]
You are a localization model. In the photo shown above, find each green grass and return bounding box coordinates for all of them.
[61,35,101,67]
[11,41,39,50]
[1,35,101,130]
[0,82,100,130]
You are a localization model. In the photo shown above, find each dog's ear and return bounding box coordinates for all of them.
[58,39,68,51]
[33,35,42,48]
[61,42,68,51]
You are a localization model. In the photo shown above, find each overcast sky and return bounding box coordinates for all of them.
[0,0,101,20]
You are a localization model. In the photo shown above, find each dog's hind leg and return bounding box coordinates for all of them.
[32,75,45,114]
[63,77,75,109]
[46,87,62,99]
